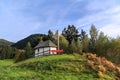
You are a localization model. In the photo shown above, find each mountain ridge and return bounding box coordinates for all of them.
[12,34,48,49]
[0,38,14,46]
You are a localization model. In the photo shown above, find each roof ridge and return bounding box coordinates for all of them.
[34,40,57,49]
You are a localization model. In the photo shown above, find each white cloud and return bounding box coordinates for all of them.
[1,0,120,41]
[85,0,117,11]
[100,24,120,37]
[99,6,120,37]
[75,0,120,38]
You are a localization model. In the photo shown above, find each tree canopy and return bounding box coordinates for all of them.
[62,25,79,44]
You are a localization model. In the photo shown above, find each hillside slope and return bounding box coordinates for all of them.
[0,39,14,46]
[11,54,120,80]
[12,34,48,49]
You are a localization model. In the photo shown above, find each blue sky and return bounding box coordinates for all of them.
[0,0,120,42]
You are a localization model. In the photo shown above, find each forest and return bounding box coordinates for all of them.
[0,24,120,64]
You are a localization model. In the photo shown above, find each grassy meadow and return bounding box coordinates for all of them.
[0,54,119,80]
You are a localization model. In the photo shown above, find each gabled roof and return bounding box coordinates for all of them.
[34,40,57,49]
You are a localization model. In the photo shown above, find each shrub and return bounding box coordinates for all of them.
[87,60,94,68]
[116,67,120,73]
[105,61,116,70]
[97,71,104,78]
[96,57,102,65]
[83,53,97,61]
[98,65,106,73]
[14,50,25,63]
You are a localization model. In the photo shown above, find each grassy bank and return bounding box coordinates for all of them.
[0,54,119,80]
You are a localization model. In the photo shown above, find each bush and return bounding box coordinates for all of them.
[105,61,116,70]
[98,65,106,73]
[14,50,25,63]
[87,60,94,69]
[97,71,104,78]
[83,53,97,61]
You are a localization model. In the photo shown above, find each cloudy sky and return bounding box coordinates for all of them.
[0,0,120,42]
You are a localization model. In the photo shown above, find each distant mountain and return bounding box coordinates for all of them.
[12,34,49,49]
[0,39,14,46]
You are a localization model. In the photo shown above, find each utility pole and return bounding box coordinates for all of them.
[56,30,59,50]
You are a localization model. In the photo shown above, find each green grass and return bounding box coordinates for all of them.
[0,60,38,80]
[0,59,13,66]
[0,54,117,80]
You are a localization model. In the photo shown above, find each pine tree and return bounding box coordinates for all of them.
[62,25,79,44]
[48,29,54,41]
[80,29,89,52]
[1,46,6,59]
[24,42,33,58]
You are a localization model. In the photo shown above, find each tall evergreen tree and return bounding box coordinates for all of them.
[24,42,33,58]
[48,29,54,41]
[62,25,79,44]
[1,46,6,59]
[80,29,89,52]
[0,45,17,60]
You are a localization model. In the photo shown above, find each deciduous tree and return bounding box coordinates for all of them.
[59,35,68,53]
[89,24,98,53]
